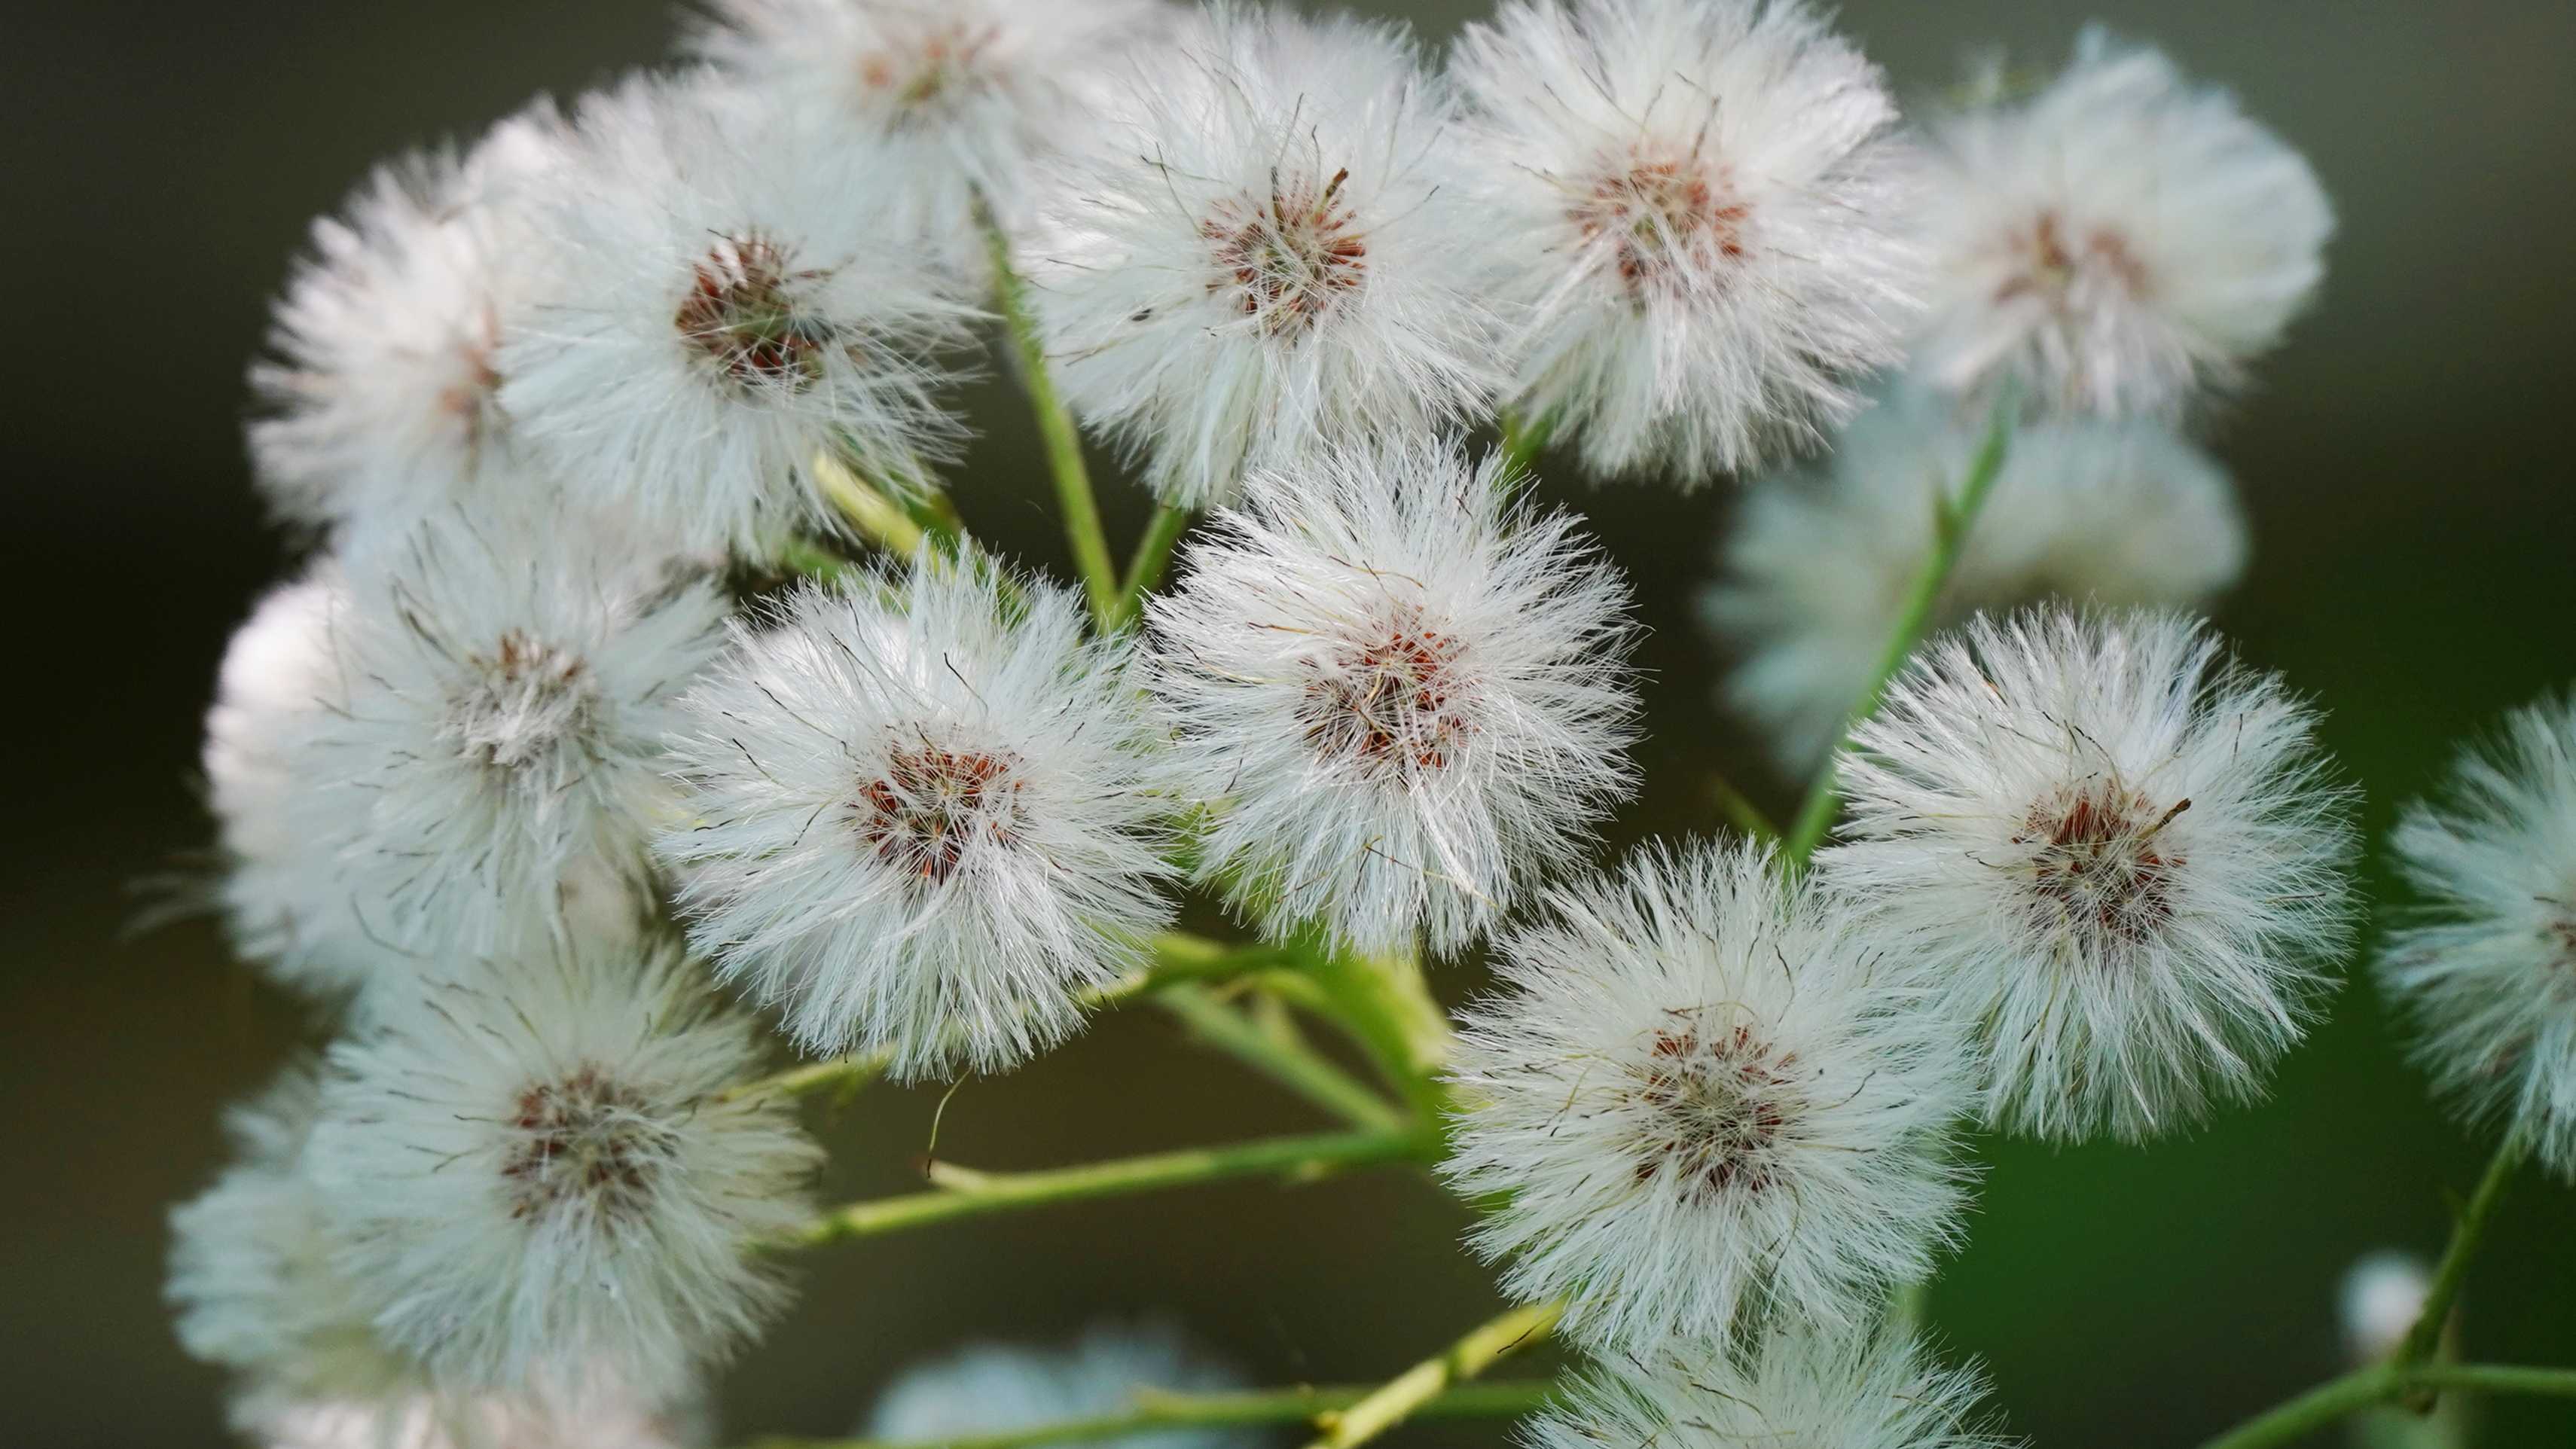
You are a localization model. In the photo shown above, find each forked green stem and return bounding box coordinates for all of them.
[783,1126,1425,1248]
[1778,394,2016,871]
[2396,1130,2532,1386]
[1302,1299,1564,1449]
[2197,1362,2576,1449]
[1156,981,1409,1132]
[978,205,1118,627]
[744,1380,1557,1449]
[1113,503,1194,630]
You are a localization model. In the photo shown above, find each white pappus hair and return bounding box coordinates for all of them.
[1146,439,1639,958]
[249,102,570,536]
[1026,4,1508,508]
[308,938,819,1392]
[497,74,973,559]
[1526,1329,2010,1449]
[658,557,1177,1080]
[1704,390,2249,776]
[235,508,727,1001]
[2377,689,2576,1179]
[683,0,1179,255]
[1911,28,2333,420]
[1442,840,1974,1356]
[1820,607,2360,1143]
[1449,0,1924,484]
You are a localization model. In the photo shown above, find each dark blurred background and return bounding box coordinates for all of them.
[7,2,2573,1444]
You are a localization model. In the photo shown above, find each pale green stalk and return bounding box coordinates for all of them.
[2198,1363,2576,1449]
[783,1126,1425,1247]
[1111,503,1194,630]
[1302,1299,1564,1449]
[978,206,1118,627]
[2394,1130,2532,1392]
[1156,981,1409,1132]
[1778,395,2016,871]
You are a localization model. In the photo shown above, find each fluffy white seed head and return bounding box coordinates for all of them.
[1450,0,1923,483]
[1528,1330,2009,1449]
[684,0,1177,253]
[868,1321,1252,1449]
[249,104,569,535]
[1442,840,1974,1355]
[1821,608,2359,1143]
[2377,690,2576,1179]
[1912,29,2333,419]
[497,75,973,558]
[1147,441,1638,956]
[659,557,1177,1078]
[236,1388,704,1449]
[310,940,819,1391]
[227,509,726,999]
[167,1062,416,1408]
[1705,393,2249,774]
[1027,5,1506,508]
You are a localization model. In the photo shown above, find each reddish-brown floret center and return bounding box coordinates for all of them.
[1573,150,1748,298]
[856,745,1023,886]
[2012,783,2190,948]
[448,629,594,770]
[858,22,999,110]
[676,233,832,390]
[1300,607,1469,777]
[1996,210,2152,307]
[1201,167,1369,335]
[1625,1019,1800,1201]
[501,1063,662,1222]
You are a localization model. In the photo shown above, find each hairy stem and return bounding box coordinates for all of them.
[2395,1129,2532,1396]
[783,1127,1427,1248]
[1303,1299,1564,1449]
[746,1380,1558,1449]
[2199,1362,2576,1449]
[1156,981,1410,1132]
[1778,394,2016,871]
[1112,503,1194,630]
[978,206,1117,627]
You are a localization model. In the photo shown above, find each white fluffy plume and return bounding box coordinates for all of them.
[1443,840,1974,1355]
[1146,439,1637,956]
[1821,608,2359,1142]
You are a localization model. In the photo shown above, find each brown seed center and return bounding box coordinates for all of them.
[675,232,834,390]
[1299,606,1469,777]
[1624,1018,1801,1201]
[1572,150,1749,297]
[857,22,1000,111]
[1995,209,2151,307]
[2011,783,2190,950]
[1201,168,1369,335]
[447,629,594,770]
[855,745,1024,886]
[500,1064,664,1221]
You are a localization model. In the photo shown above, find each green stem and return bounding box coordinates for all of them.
[783,1126,1426,1248]
[814,453,929,558]
[1497,410,1554,485]
[1156,981,1409,1132]
[1112,503,1193,630]
[2198,1362,2576,1449]
[718,932,1272,1105]
[745,1380,1557,1449]
[1302,1300,1564,1449]
[1296,944,1457,1136]
[979,205,1117,627]
[1778,394,2016,871]
[1707,770,1780,843]
[2397,1130,2532,1380]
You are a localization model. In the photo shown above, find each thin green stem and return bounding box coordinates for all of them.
[1156,981,1409,1132]
[718,932,1271,1105]
[1296,944,1457,1136]
[1303,1299,1564,1449]
[2198,1362,2576,1449]
[745,1380,1557,1449]
[1778,394,2016,871]
[979,205,1117,627]
[1112,503,1193,630]
[814,453,929,557]
[1707,770,1780,843]
[2397,1129,2532,1381]
[783,1126,1425,1248]
[1497,409,1554,485]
